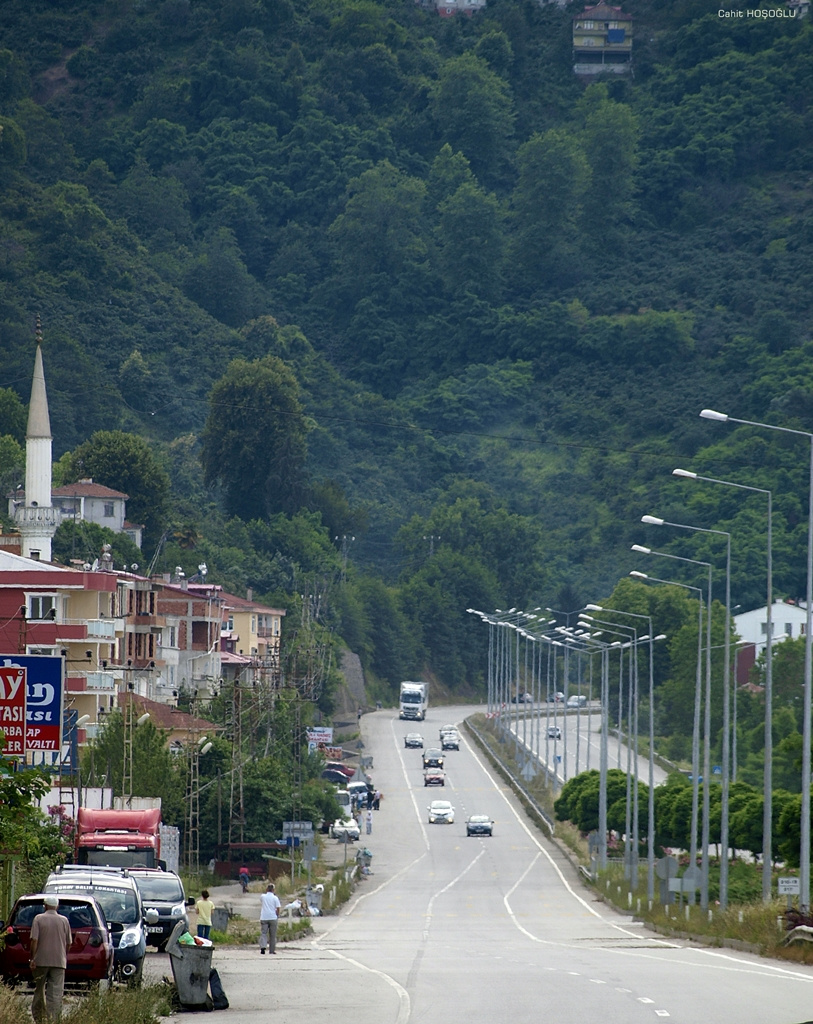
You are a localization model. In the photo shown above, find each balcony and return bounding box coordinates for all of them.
[85,671,117,690]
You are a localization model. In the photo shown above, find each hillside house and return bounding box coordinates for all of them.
[573,3,632,75]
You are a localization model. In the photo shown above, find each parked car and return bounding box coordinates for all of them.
[440,731,460,751]
[0,893,114,989]
[422,748,444,769]
[427,801,455,824]
[567,694,588,709]
[466,815,494,837]
[404,733,424,748]
[547,691,565,703]
[128,869,188,951]
[330,818,361,842]
[547,726,561,740]
[347,779,373,804]
[324,760,355,779]
[321,768,349,784]
[44,866,158,986]
[510,693,534,703]
[424,768,445,787]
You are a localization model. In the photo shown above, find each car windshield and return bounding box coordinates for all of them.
[46,883,139,925]
[432,803,452,811]
[469,816,490,823]
[133,876,184,901]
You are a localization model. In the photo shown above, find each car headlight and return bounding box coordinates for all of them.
[171,904,185,917]
[119,929,140,948]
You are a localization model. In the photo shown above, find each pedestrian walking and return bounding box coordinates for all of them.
[365,809,372,835]
[29,895,71,1023]
[195,889,215,939]
[366,788,373,810]
[373,789,381,810]
[259,883,281,955]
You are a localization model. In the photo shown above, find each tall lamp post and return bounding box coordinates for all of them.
[673,467,774,901]
[642,514,732,909]
[701,407,813,908]
[630,572,704,902]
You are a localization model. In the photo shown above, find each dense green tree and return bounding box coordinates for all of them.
[0,387,26,442]
[434,181,504,301]
[62,431,171,551]
[200,355,309,521]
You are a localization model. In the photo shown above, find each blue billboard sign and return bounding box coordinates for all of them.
[0,654,63,754]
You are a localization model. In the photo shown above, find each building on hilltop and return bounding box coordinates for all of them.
[573,3,632,76]
[415,0,486,17]
[51,480,144,549]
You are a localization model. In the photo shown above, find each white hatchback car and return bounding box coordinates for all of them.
[427,800,455,824]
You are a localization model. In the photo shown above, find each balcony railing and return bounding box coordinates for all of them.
[84,672,117,690]
[62,618,119,639]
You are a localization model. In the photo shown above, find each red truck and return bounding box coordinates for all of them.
[75,808,162,869]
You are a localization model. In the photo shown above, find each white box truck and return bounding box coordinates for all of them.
[399,681,428,721]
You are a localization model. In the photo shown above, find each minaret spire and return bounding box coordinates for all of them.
[15,316,60,560]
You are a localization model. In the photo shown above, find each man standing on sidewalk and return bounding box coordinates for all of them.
[29,895,71,1022]
[259,883,281,955]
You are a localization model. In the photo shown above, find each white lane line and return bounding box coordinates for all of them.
[327,949,410,1024]
[463,732,646,937]
[424,849,485,941]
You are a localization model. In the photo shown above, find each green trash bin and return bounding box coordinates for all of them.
[166,921,214,1008]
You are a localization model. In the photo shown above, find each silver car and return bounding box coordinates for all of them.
[428,800,455,824]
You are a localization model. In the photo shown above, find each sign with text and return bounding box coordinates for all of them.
[778,877,801,896]
[0,665,27,755]
[306,727,334,754]
[0,655,64,753]
[282,821,314,839]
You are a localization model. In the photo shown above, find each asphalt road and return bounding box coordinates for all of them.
[149,705,813,1024]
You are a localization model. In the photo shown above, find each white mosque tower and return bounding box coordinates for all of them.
[14,317,60,560]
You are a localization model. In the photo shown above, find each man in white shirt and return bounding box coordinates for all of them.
[259,883,281,955]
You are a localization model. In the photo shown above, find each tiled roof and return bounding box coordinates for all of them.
[121,692,221,734]
[53,481,129,499]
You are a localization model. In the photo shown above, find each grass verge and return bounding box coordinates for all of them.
[0,982,171,1024]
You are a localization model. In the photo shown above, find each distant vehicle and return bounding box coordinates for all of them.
[510,693,534,703]
[547,726,561,740]
[424,768,445,787]
[44,866,158,986]
[441,731,460,750]
[567,694,588,709]
[128,869,188,951]
[347,780,373,802]
[422,748,444,769]
[547,691,565,703]
[330,818,360,842]
[399,681,428,721]
[439,724,456,738]
[0,893,114,989]
[466,815,494,837]
[428,800,455,824]
[404,733,424,748]
[321,768,349,784]
[324,761,355,779]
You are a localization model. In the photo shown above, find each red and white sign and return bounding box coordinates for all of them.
[0,665,27,756]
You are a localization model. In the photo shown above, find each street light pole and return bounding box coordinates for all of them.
[643,514,732,909]
[700,407,813,906]
[673,468,774,902]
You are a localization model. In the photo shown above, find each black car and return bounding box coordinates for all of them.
[322,768,350,784]
[128,869,189,950]
[466,815,494,837]
[422,748,444,769]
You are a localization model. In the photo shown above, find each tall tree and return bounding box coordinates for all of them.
[200,355,309,521]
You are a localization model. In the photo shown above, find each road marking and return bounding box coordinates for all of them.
[327,949,410,1024]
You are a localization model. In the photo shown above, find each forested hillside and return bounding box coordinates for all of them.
[1,0,813,706]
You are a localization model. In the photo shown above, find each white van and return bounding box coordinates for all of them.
[336,790,351,813]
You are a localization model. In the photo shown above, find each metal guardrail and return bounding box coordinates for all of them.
[465,718,556,837]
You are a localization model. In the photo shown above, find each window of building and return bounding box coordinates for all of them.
[251,615,257,631]
[28,595,57,620]
[103,502,115,518]
[786,622,793,636]
[166,626,177,648]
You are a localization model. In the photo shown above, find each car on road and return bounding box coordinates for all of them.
[510,692,534,703]
[465,815,494,837]
[423,768,445,786]
[440,731,460,750]
[0,893,114,989]
[330,818,361,841]
[439,725,456,739]
[128,869,188,951]
[44,866,157,986]
[566,695,588,709]
[547,726,561,740]
[427,800,455,824]
[422,747,444,768]
[404,733,424,748]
